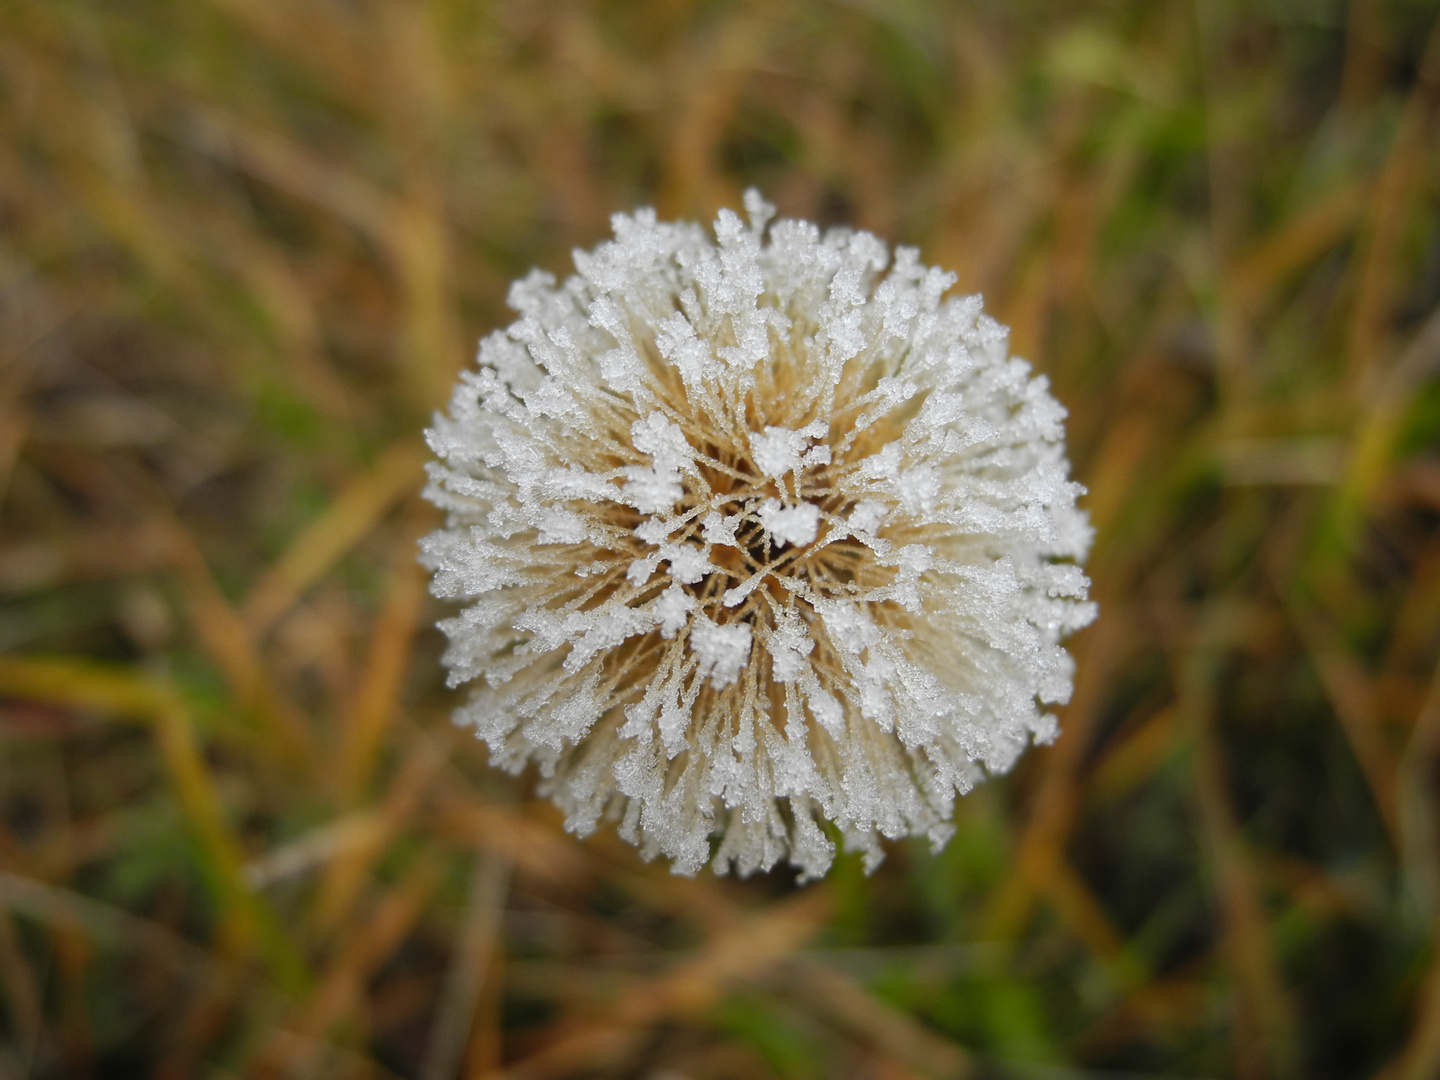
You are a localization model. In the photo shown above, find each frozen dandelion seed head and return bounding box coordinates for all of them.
[421,192,1096,881]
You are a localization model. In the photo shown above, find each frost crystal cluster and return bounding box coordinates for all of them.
[422,192,1095,880]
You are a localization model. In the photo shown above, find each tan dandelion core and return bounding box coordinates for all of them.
[421,192,1095,880]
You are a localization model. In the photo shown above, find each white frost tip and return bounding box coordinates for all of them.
[847,501,889,534]
[701,511,740,547]
[690,617,753,689]
[421,193,1094,881]
[757,499,820,547]
[654,584,696,639]
[751,426,805,478]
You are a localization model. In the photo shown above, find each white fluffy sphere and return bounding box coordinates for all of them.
[422,192,1095,880]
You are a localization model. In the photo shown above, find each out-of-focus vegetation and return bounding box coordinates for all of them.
[1,0,1439,1077]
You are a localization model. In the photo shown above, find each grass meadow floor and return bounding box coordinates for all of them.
[2,1,1440,1077]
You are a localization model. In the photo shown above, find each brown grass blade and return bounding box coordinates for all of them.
[337,512,430,803]
[314,733,451,932]
[0,869,214,976]
[1347,13,1440,393]
[0,907,44,1066]
[168,524,315,761]
[242,439,425,637]
[419,851,512,1080]
[1290,609,1400,845]
[1176,618,1300,1080]
[179,101,392,244]
[787,957,974,1079]
[1226,180,1366,315]
[251,856,441,1080]
[1377,662,1440,1080]
[494,887,830,1080]
[0,657,305,988]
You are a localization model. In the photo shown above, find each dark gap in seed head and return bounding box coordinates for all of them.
[745,531,777,568]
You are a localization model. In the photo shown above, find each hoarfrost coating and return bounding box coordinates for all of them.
[421,192,1095,880]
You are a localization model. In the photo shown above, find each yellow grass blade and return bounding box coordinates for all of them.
[0,656,307,990]
[242,439,425,637]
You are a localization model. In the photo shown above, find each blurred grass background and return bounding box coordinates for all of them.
[1,0,1439,1077]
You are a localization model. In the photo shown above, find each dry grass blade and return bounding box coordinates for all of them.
[1226,181,1367,312]
[1291,610,1400,844]
[430,795,592,891]
[244,810,385,890]
[169,524,315,761]
[1174,612,1300,1080]
[338,515,430,803]
[0,908,43,1069]
[1347,12,1440,391]
[495,888,829,1080]
[0,407,25,508]
[0,657,305,988]
[1374,664,1440,1080]
[314,733,451,931]
[0,870,215,978]
[251,857,440,1080]
[1088,705,1179,804]
[180,102,393,244]
[1331,306,1440,562]
[419,851,511,1080]
[1397,662,1440,923]
[242,440,426,637]
[786,957,974,1079]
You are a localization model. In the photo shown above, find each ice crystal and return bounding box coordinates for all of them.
[421,192,1095,880]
